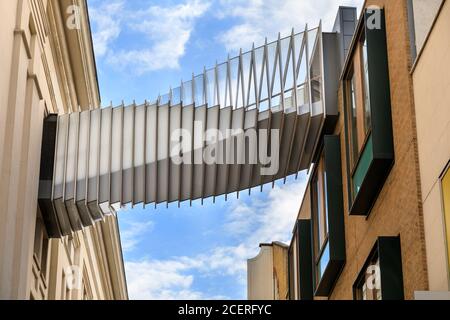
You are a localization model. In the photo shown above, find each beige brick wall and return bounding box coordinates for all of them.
[329,0,428,300]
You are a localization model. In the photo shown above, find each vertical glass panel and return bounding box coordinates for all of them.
[271,48,282,100]
[310,35,323,116]
[349,74,359,169]
[217,62,228,108]
[172,86,181,105]
[317,241,330,283]
[280,37,291,89]
[297,43,308,85]
[361,35,372,133]
[248,65,257,108]
[241,52,252,107]
[294,32,305,74]
[229,57,239,108]
[284,90,294,110]
[194,74,205,106]
[284,39,295,93]
[266,42,277,95]
[259,66,270,110]
[205,68,217,106]
[254,46,264,93]
[182,80,193,105]
[160,93,170,105]
[308,28,318,56]
[123,106,134,170]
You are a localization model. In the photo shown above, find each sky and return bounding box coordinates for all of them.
[87,0,362,300]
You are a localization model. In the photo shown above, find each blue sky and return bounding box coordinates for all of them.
[87,0,361,300]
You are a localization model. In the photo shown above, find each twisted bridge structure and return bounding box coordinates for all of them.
[38,21,350,238]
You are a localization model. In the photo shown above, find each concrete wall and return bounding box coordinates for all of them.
[413,0,450,292]
[247,245,274,300]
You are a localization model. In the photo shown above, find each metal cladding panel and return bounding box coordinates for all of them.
[203,106,220,198]
[215,106,232,197]
[64,112,78,201]
[134,104,146,205]
[122,105,135,204]
[76,110,90,203]
[146,103,158,204]
[192,105,207,200]
[87,109,101,204]
[39,27,331,237]
[157,104,169,203]
[180,104,194,201]
[227,108,245,195]
[110,107,123,206]
[169,104,182,203]
[99,107,112,205]
[54,113,69,201]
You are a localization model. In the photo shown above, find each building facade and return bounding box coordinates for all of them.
[247,242,289,300]
[249,0,450,300]
[0,0,127,300]
[410,0,450,298]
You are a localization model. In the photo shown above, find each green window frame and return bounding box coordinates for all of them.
[311,135,345,297]
[343,8,394,216]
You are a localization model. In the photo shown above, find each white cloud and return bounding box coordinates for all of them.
[125,259,228,300]
[216,0,363,53]
[120,220,154,252]
[89,1,124,57]
[125,176,307,300]
[90,0,211,74]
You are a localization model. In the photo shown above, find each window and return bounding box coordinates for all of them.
[361,34,372,134]
[312,154,329,286]
[310,135,345,297]
[346,33,373,174]
[442,164,450,271]
[289,220,313,300]
[353,237,404,300]
[354,251,382,300]
[343,8,394,216]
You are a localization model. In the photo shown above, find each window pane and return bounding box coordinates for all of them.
[182,80,193,105]
[217,63,228,108]
[356,254,382,300]
[317,241,329,285]
[194,74,205,106]
[205,68,216,106]
[361,36,372,133]
[172,86,181,105]
[349,74,359,168]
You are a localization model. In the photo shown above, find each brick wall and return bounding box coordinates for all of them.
[329,0,428,299]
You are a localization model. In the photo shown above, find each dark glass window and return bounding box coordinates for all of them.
[312,154,329,287]
[346,32,373,173]
[354,251,382,300]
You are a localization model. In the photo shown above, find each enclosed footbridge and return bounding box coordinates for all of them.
[38,14,354,238]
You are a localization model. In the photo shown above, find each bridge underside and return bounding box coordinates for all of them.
[38,26,340,238]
